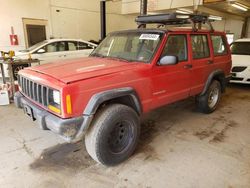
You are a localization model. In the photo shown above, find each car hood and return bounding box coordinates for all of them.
[26,57,142,84]
[232,54,250,67]
[13,51,29,59]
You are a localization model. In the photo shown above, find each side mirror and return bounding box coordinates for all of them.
[36,49,45,54]
[158,55,178,66]
[89,45,95,49]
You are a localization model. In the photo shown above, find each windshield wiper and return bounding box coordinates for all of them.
[106,56,133,62]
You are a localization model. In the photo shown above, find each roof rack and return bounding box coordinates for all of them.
[135,13,214,32]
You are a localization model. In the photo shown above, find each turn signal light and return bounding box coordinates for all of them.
[66,95,72,114]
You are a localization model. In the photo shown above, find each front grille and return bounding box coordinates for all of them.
[18,75,49,107]
[232,66,247,72]
[231,77,244,81]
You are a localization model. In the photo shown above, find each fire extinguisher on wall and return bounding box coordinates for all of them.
[9,26,19,46]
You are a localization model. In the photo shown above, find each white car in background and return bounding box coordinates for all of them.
[230,38,250,84]
[15,38,97,62]
[1,39,97,79]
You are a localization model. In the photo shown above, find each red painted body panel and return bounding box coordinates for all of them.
[18,29,231,119]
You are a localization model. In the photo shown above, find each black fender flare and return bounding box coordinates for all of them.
[83,87,142,115]
[200,69,225,96]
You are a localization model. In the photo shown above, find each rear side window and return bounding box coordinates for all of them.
[68,41,77,51]
[191,35,210,59]
[211,35,227,56]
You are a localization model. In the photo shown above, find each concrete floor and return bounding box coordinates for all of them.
[0,84,250,188]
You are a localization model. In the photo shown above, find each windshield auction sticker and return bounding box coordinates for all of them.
[139,34,160,41]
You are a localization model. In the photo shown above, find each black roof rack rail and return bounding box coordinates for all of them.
[135,13,214,32]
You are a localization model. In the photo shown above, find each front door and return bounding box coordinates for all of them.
[151,34,191,109]
[33,41,67,63]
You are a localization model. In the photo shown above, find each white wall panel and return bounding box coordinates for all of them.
[212,19,243,41]
[0,0,51,51]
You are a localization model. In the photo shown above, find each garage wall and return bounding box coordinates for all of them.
[0,0,246,52]
[212,19,244,40]
[0,0,51,51]
[246,19,250,38]
[122,0,200,14]
[0,0,136,52]
[50,0,136,40]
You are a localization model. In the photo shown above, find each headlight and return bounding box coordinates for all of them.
[52,90,60,105]
[48,89,61,114]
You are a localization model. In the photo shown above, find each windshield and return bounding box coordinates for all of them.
[19,40,49,52]
[230,42,250,55]
[91,32,163,63]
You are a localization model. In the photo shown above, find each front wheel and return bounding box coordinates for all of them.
[85,104,140,166]
[196,80,222,114]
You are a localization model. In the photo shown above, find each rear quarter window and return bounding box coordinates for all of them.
[211,35,228,56]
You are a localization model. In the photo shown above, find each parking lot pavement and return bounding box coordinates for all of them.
[0,84,250,188]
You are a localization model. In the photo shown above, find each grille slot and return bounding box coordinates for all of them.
[232,66,247,72]
[18,75,50,108]
[231,77,244,81]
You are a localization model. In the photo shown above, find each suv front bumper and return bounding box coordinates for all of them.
[14,92,93,142]
[230,66,250,84]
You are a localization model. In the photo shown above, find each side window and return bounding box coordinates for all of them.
[77,42,93,50]
[191,35,210,59]
[68,41,77,51]
[162,35,188,62]
[57,42,66,52]
[44,42,66,52]
[211,35,227,56]
[45,42,57,53]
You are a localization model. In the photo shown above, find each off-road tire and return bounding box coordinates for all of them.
[85,104,140,166]
[196,80,222,114]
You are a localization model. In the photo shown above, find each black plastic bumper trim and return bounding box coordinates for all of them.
[14,92,92,142]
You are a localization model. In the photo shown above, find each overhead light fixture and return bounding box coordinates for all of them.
[176,15,190,19]
[231,2,248,12]
[176,8,193,14]
[209,15,222,21]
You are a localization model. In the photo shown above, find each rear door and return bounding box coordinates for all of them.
[151,34,191,108]
[210,34,231,76]
[190,33,213,96]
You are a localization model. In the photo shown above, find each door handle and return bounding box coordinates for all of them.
[184,64,193,69]
[207,60,213,64]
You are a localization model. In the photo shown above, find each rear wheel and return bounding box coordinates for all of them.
[196,80,222,114]
[85,104,140,166]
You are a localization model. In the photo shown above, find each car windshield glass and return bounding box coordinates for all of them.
[230,42,250,55]
[91,32,163,63]
[19,40,49,52]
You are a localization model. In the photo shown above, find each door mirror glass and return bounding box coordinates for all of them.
[159,55,178,66]
[37,48,45,54]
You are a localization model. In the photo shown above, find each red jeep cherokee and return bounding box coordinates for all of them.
[14,14,231,166]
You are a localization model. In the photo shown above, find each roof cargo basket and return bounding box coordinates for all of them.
[135,13,214,32]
